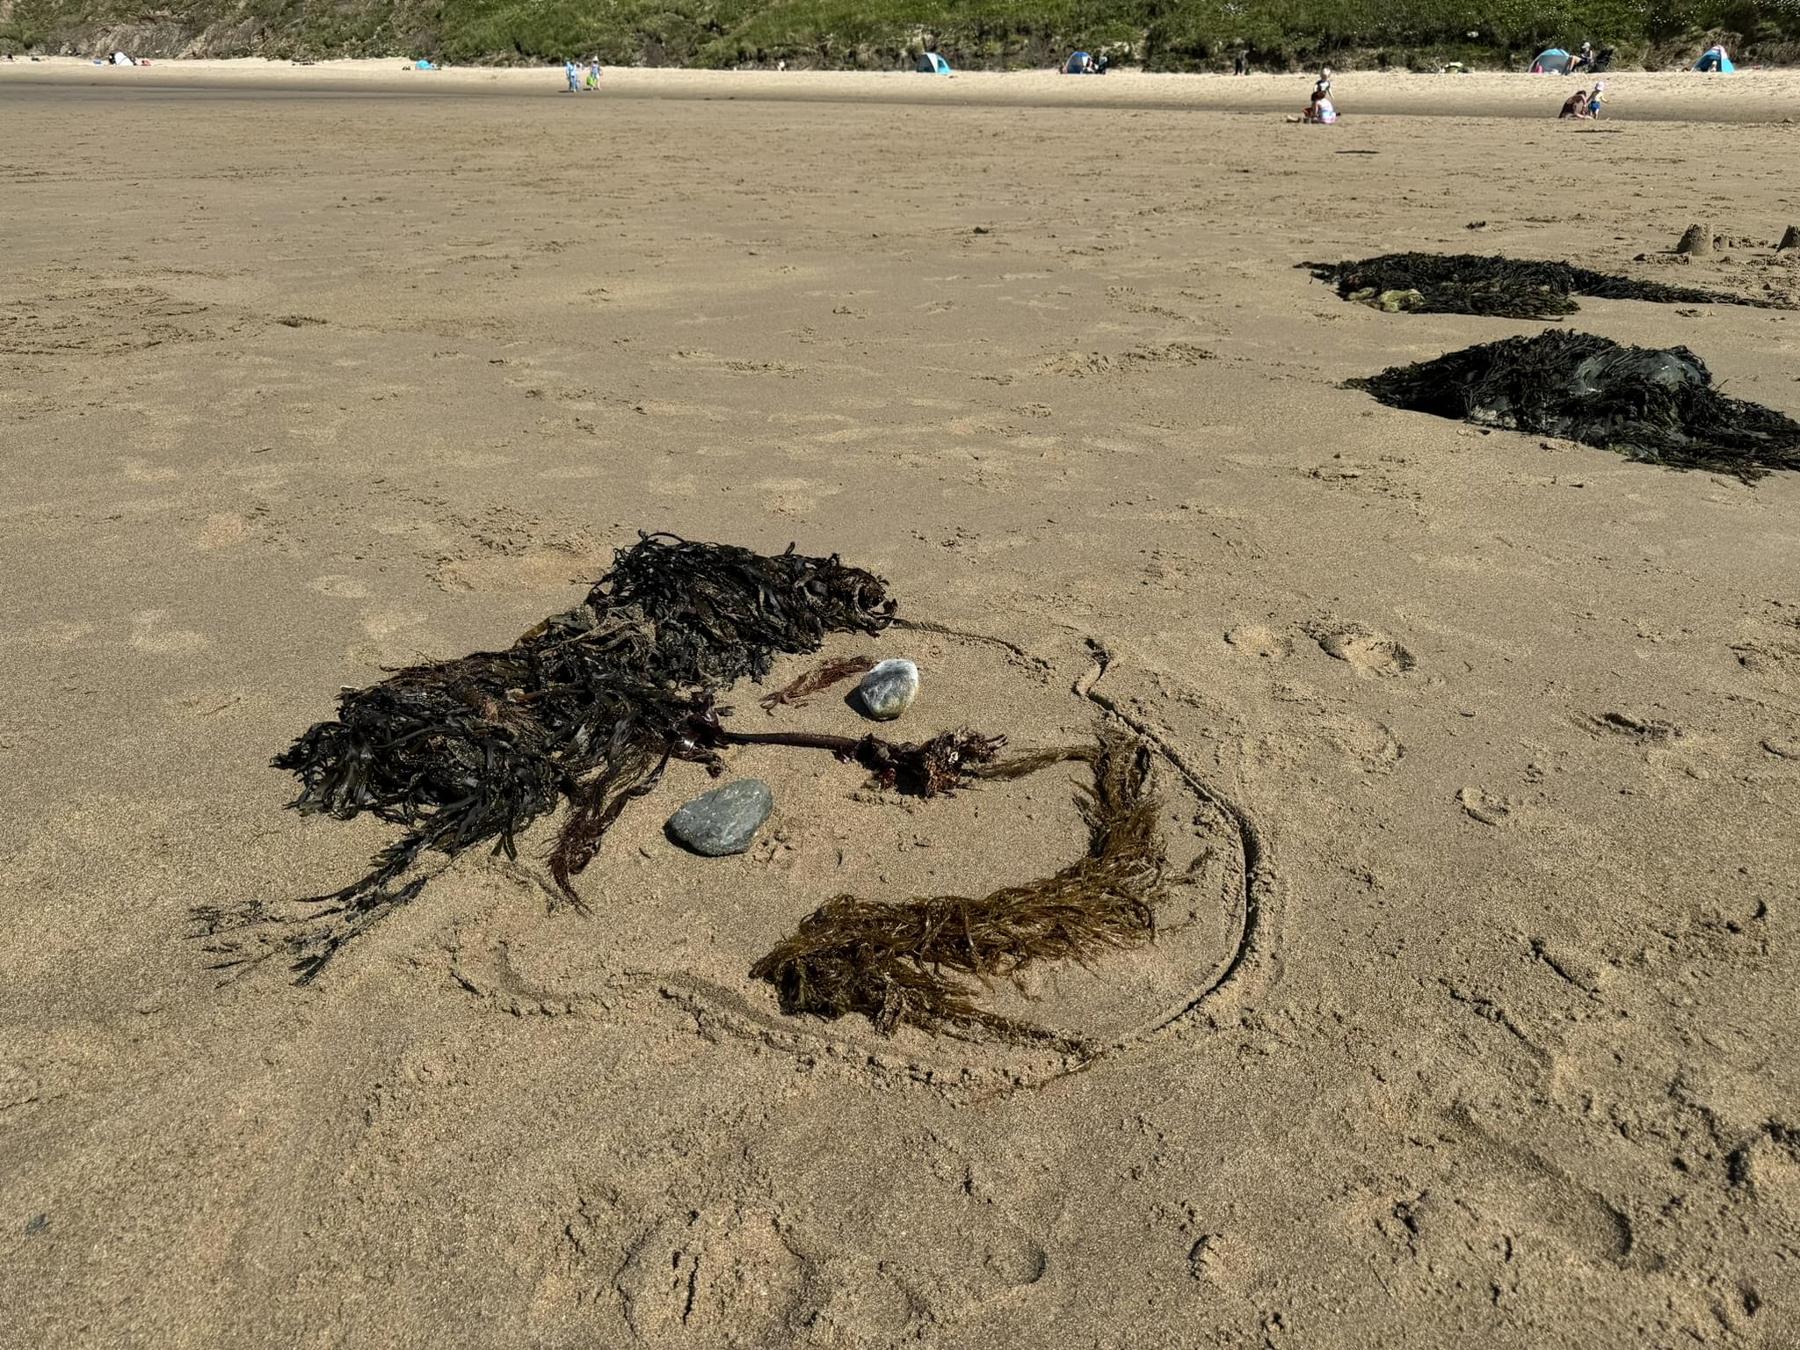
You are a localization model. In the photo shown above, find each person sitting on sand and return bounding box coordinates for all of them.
[1559,89,1591,119]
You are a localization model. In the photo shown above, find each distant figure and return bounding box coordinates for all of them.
[1586,81,1607,117]
[585,58,601,90]
[1305,67,1334,121]
[1568,41,1594,75]
[1234,50,1248,76]
[1559,89,1591,119]
[1092,52,1109,75]
[563,59,581,93]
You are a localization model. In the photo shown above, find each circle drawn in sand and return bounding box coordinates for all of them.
[442,621,1279,1097]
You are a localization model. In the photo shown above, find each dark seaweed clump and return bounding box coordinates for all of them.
[230,534,897,978]
[1304,252,1774,319]
[1349,329,1800,479]
[752,730,1165,1047]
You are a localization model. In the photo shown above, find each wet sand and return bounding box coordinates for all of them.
[3,67,1800,1348]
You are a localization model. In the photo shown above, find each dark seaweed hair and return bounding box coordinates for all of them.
[216,534,896,979]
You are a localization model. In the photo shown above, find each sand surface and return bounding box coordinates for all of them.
[4,64,1800,1347]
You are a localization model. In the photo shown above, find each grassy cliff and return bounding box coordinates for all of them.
[2,0,1796,71]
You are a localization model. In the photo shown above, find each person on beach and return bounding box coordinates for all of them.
[1568,41,1595,75]
[1586,81,1608,118]
[1559,89,1591,119]
[1303,67,1334,121]
[585,58,601,90]
[1234,49,1249,76]
[563,58,581,93]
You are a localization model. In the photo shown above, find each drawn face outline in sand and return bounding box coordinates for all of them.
[454,622,1282,1100]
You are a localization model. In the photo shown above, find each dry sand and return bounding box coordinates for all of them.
[3,61,1800,1348]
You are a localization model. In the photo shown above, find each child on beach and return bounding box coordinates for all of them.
[1586,81,1607,118]
[1302,67,1336,123]
[585,59,601,90]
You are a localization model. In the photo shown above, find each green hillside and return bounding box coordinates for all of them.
[2,0,1795,71]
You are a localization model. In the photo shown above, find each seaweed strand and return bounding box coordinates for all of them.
[749,728,1165,1045]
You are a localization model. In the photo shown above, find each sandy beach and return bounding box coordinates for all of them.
[4,60,1800,1347]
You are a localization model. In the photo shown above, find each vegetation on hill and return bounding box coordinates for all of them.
[2,0,1796,72]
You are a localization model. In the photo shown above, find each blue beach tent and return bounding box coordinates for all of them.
[1529,48,1572,73]
[1694,46,1734,73]
[915,51,952,74]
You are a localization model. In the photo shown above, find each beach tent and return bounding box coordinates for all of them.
[1065,50,1092,74]
[110,50,133,65]
[1528,48,1572,74]
[914,51,951,74]
[1694,45,1733,73]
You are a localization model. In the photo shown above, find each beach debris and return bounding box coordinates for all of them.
[758,654,874,713]
[751,729,1163,1046]
[1350,330,1800,479]
[680,704,1002,797]
[856,658,920,720]
[213,534,900,978]
[1676,222,1715,256]
[666,779,773,856]
[1303,252,1775,319]
[1373,289,1425,313]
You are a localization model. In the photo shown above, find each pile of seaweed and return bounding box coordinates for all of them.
[1303,252,1773,319]
[1349,329,1800,479]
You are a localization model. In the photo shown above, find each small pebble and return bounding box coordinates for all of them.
[857,659,919,720]
[666,779,773,856]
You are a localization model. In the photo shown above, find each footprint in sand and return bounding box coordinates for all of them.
[1457,787,1513,827]
[1224,624,1293,660]
[1304,620,1416,677]
[1585,711,1681,743]
[613,1207,808,1347]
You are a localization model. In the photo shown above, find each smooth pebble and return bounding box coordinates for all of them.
[666,779,773,856]
[857,658,919,720]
